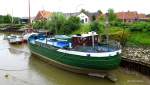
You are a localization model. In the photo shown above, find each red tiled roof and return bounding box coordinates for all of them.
[116,11,138,20]
[35,10,52,20]
[138,13,146,19]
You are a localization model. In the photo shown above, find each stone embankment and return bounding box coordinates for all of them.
[122,47,150,65]
[121,46,150,76]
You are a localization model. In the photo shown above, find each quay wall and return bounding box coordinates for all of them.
[121,47,150,76]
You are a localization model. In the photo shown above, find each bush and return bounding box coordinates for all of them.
[90,21,100,32]
[129,22,150,32]
[72,24,91,34]
[109,31,129,45]
[130,27,143,32]
[32,20,46,29]
[62,16,81,34]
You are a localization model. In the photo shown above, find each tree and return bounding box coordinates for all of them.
[32,20,46,30]
[80,9,89,14]
[92,15,96,21]
[0,15,4,23]
[63,16,81,34]
[80,9,86,13]
[46,13,66,34]
[97,10,102,15]
[3,14,12,23]
[13,17,20,24]
[90,21,99,31]
[107,8,117,22]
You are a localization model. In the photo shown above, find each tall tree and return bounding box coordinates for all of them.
[0,15,4,23]
[80,9,89,14]
[90,21,104,33]
[107,8,117,22]
[46,13,66,34]
[97,10,102,15]
[90,21,99,32]
[32,20,46,30]
[3,14,12,23]
[63,16,81,34]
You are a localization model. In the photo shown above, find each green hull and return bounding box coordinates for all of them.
[29,43,121,73]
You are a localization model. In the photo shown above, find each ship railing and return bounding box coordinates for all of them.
[107,40,122,50]
[98,40,121,51]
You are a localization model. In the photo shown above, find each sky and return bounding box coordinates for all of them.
[0,0,150,17]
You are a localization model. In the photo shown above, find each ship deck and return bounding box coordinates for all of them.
[32,38,121,53]
[71,45,120,53]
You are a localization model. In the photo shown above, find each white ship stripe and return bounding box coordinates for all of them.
[57,49,121,57]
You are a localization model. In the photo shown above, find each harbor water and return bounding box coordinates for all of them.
[0,34,150,85]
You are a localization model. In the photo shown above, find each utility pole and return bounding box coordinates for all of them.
[28,0,31,27]
[11,8,14,25]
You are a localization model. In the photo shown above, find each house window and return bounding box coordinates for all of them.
[81,19,84,23]
[85,18,88,22]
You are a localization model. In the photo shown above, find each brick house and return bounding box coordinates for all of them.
[116,11,149,22]
[116,11,139,22]
[34,10,53,21]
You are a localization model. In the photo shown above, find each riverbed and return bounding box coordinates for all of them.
[0,34,150,85]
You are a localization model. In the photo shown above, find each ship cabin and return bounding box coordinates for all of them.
[72,32,99,47]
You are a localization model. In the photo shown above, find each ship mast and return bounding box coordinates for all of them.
[121,12,126,47]
[105,13,109,46]
[92,31,95,48]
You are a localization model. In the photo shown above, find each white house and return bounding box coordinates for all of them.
[64,12,99,24]
[77,12,90,23]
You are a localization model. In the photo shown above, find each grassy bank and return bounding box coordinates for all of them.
[73,25,150,46]
[127,32,150,46]
[0,24,26,29]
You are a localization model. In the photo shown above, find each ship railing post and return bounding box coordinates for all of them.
[46,32,47,45]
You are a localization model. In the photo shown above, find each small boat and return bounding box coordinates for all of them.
[28,32,121,77]
[22,32,38,43]
[0,34,5,40]
[7,34,23,44]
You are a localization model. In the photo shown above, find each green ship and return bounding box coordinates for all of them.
[28,32,121,76]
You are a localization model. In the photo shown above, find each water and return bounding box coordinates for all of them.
[0,34,150,85]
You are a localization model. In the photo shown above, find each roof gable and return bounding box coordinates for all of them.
[35,10,52,20]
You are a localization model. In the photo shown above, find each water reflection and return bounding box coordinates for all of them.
[0,41,29,71]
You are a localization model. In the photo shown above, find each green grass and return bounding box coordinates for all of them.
[73,24,150,46]
[109,27,124,33]
[127,32,150,46]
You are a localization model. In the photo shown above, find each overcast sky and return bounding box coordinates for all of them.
[0,0,150,17]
